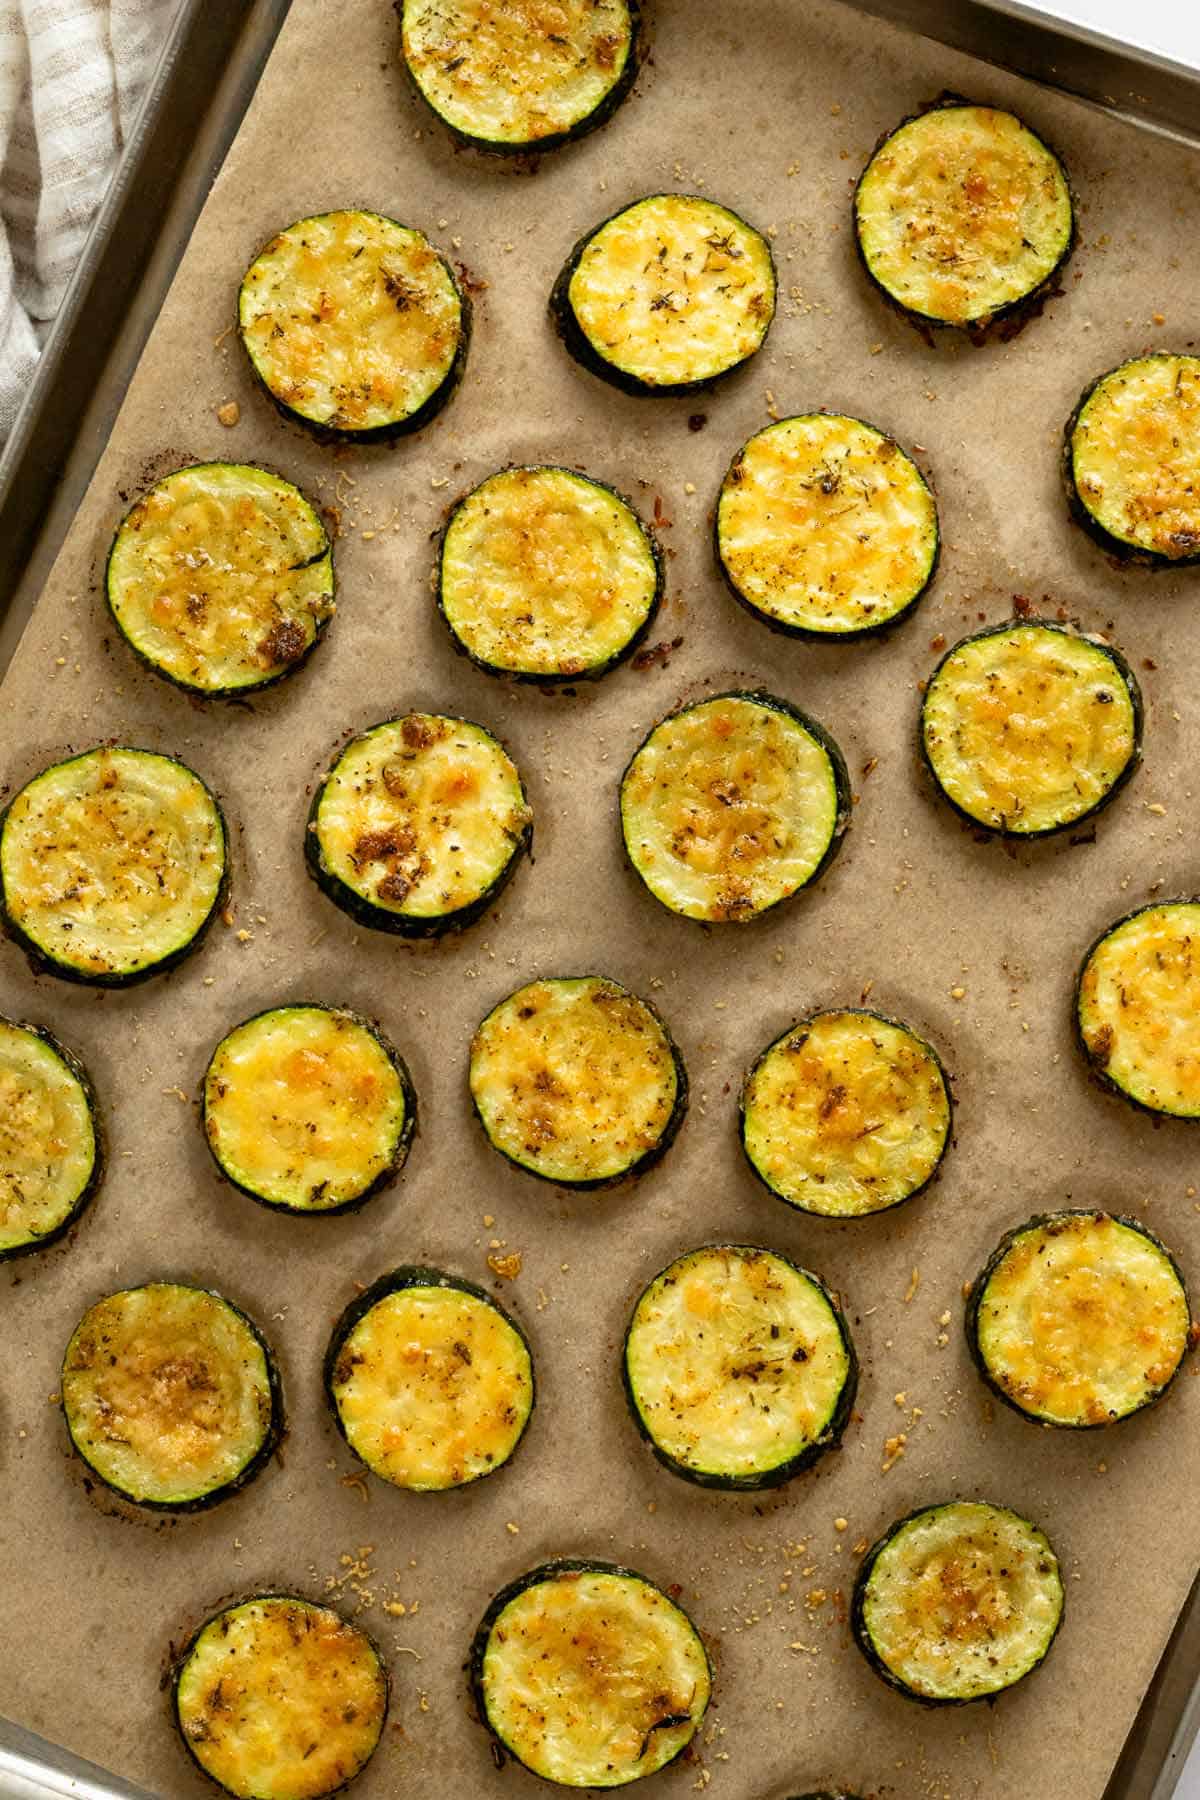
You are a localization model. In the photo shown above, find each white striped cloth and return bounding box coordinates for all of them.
[0,0,176,443]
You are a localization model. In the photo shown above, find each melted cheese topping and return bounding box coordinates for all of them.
[107,464,333,693]
[1070,355,1200,559]
[975,1213,1190,1425]
[861,1503,1063,1701]
[176,1597,386,1800]
[1077,902,1200,1116]
[402,0,634,146]
[718,414,937,634]
[855,104,1072,326]
[480,1568,710,1786]
[470,976,680,1182]
[62,1285,273,1505]
[621,695,844,922]
[239,210,463,432]
[0,748,225,979]
[330,1282,533,1489]
[312,714,530,922]
[566,195,775,388]
[922,624,1138,834]
[742,1010,949,1217]
[0,1021,95,1253]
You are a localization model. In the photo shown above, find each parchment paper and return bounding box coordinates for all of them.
[2,2,1200,1795]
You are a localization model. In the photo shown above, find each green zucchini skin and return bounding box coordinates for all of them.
[1063,355,1200,566]
[1074,899,1200,1119]
[0,1019,104,1261]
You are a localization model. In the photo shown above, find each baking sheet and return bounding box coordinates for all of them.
[2,1,1200,1795]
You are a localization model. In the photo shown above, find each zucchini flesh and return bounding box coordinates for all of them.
[853,1501,1064,1703]
[968,1211,1191,1427]
[105,463,334,695]
[62,1284,278,1509]
[440,465,661,679]
[717,414,938,637]
[1067,354,1200,562]
[921,621,1140,835]
[855,103,1072,329]
[473,1561,710,1787]
[0,747,226,984]
[174,1596,387,1800]
[469,975,684,1185]
[623,1244,855,1488]
[1077,901,1200,1117]
[0,1019,99,1258]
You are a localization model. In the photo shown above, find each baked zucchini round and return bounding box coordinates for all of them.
[0,746,226,985]
[852,1500,1064,1704]
[1065,354,1200,563]
[920,620,1141,836]
[325,1266,534,1490]
[469,974,685,1186]
[105,463,334,695]
[238,209,467,438]
[203,1004,415,1215]
[620,692,850,923]
[0,1019,102,1259]
[1077,900,1200,1117]
[439,464,662,680]
[306,712,532,937]
[62,1283,280,1510]
[854,101,1073,333]
[174,1595,388,1800]
[471,1560,711,1787]
[623,1243,857,1489]
[966,1210,1192,1428]
[716,413,939,638]
[552,193,775,395]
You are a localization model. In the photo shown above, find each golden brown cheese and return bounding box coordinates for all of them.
[0,1021,95,1253]
[1078,902,1200,1116]
[1070,355,1200,559]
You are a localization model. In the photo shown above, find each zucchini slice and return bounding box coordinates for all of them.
[238,210,467,438]
[1076,900,1200,1117]
[854,102,1073,332]
[920,620,1141,836]
[716,414,939,638]
[623,1244,856,1489]
[0,1018,101,1259]
[325,1266,534,1490]
[1065,354,1200,563]
[62,1284,280,1510]
[852,1501,1064,1704]
[203,1004,415,1215]
[399,0,639,152]
[469,974,685,1186]
[174,1595,387,1800]
[741,1009,951,1219]
[966,1210,1192,1428]
[620,692,850,924]
[0,746,226,985]
[471,1560,711,1787]
[306,712,531,937]
[439,464,662,680]
[552,194,775,395]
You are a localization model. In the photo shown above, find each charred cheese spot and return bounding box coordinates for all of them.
[1068,355,1200,561]
[1077,901,1200,1116]
[0,1020,98,1256]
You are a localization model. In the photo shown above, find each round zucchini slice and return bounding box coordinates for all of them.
[920,620,1141,836]
[62,1284,280,1510]
[623,1244,857,1489]
[0,1018,101,1259]
[620,692,850,924]
[741,1009,951,1219]
[552,193,776,395]
[716,413,939,638]
[238,210,467,438]
[1065,354,1200,563]
[325,1266,534,1490]
[174,1595,388,1800]
[306,712,532,937]
[852,1500,1064,1704]
[854,101,1073,332]
[203,1004,415,1215]
[399,0,639,153]
[471,1560,711,1787]
[0,746,226,985]
[105,463,334,695]
[1077,901,1200,1117]
[469,974,686,1186]
[439,464,662,680]
[967,1210,1192,1428]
